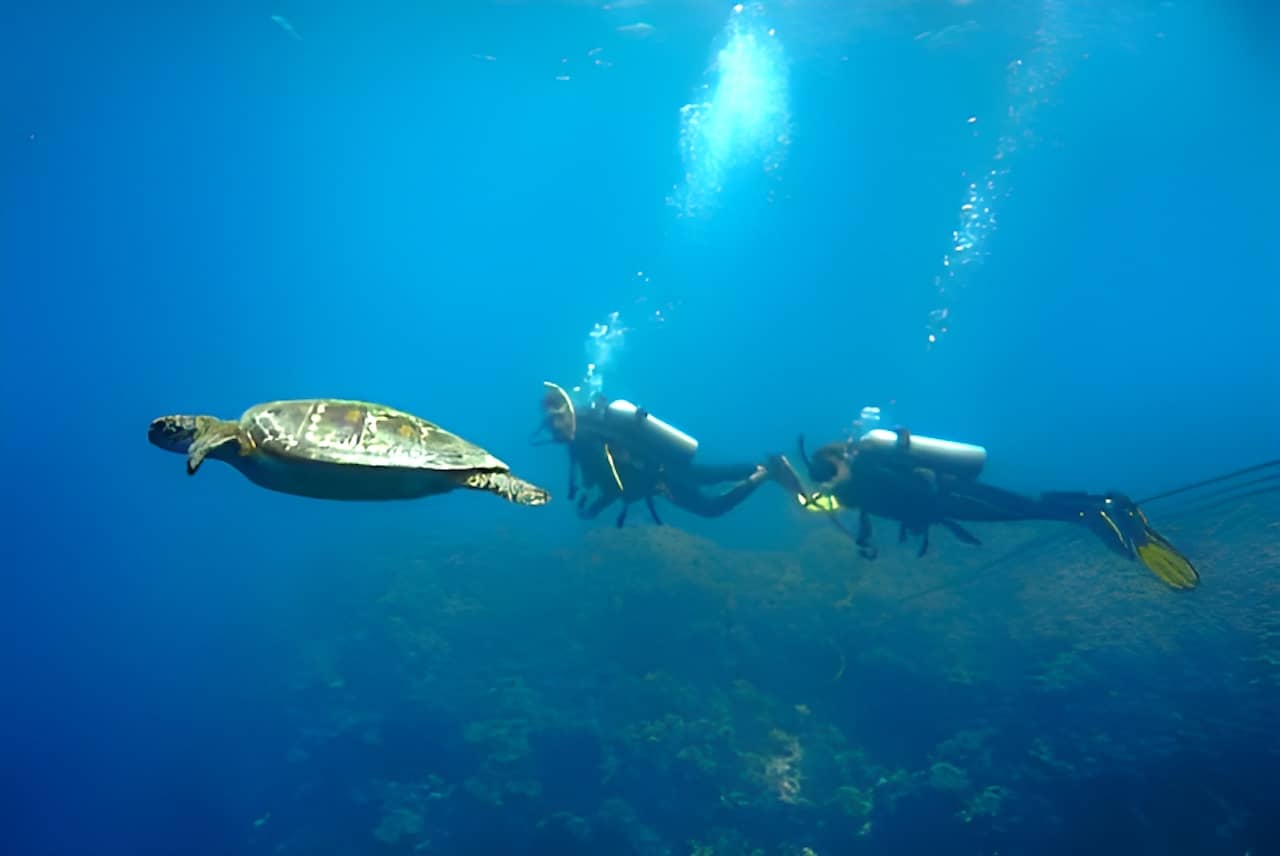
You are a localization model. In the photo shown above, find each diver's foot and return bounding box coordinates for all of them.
[1085,495,1200,589]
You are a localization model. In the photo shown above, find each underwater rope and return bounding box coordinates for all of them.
[1137,459,1280,505]
[883,459,1280,608]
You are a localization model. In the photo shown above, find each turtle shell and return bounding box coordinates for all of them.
[239,399,508,472]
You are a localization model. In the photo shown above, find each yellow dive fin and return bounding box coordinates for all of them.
[1097,501,1200,590]
[1136,540,1199,590]
[1130,506,1200,590]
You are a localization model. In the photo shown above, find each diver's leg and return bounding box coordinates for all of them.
[664,473,764,518]
[936,481,1062,522]
[683,462,763,486]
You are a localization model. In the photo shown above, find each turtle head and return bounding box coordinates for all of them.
[149,415,203,453]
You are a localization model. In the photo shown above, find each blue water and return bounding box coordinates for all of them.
[4,2,1278,854]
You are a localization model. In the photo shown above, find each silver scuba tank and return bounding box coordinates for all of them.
[600,399,699,461]
[857,427,986,479]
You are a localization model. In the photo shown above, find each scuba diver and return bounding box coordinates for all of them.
[774,412,1202,590]
[533,381,786,528]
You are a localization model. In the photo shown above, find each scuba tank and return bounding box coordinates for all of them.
[857,427,986,480]
[598,398,699,462]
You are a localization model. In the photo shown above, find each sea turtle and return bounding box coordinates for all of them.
[148,399,550,506]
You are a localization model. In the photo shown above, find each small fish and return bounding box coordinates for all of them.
[471,53,498,62]
[271,14,303,41]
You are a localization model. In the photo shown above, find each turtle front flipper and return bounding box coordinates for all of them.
[463,471,551,506]
[149,414,244,474]
[185,418,246,475]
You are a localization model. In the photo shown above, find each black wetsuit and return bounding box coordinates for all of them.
[565,415,763,526]
[796,433,1200,586]
[830,450,1124,557]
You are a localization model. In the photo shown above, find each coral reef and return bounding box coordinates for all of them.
[242,499,1279,854]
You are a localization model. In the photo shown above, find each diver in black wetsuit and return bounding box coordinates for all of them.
[775,423,1200,590]
[533,382,778,528]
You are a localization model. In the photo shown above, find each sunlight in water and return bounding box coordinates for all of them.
[668,3,791,217]
[926,0,1069,349]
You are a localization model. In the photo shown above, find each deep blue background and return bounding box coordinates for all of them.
[2,1,1276,853]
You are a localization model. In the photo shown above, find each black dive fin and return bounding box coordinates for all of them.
[857,511,877,560]
[940,519,982,546]
[645,496,664,526]
[766,454,807,497]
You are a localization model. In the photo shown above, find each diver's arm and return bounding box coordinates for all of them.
[567,446,579,500]
[818,455,852,496]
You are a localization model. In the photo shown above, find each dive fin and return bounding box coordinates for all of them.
[1136,536,1200,590]
[1129,506,1200,589]
[1089,496,1200,590]
[766,453,808,497]
[940,519,982,546]
[645,496,664,526]
[856,511,877,560]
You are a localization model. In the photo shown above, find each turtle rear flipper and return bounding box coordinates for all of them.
[464,471,550,506]
[187,420,245,475]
